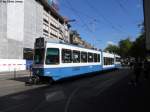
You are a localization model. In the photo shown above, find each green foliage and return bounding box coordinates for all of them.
[118,38,133,58]
[104,44,119,54]
[130,33,146,59]
[104,23,146,59]
[104,35,146,59]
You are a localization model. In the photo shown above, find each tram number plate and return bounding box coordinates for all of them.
[73,67,80,71]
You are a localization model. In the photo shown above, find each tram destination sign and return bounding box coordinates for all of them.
[35,37,45,48]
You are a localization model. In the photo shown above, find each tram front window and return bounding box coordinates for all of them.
[34,49,45,64]
[45,48,59,65]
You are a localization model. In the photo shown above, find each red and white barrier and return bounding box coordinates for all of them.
[0,59,26,72]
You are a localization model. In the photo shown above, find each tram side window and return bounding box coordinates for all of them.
[94,53,97,62]
[88,53,93,62]
[111,58,114,65]
[104,57,107,65]
[81,52,87,63]
[116,57,120,62]
[45,48,59,65]
[104,57,114,65]
[104,57,106,65]
[73,50,80,63]
[97,54,100,62]
[62,49,72,63]
[112,58,114,64]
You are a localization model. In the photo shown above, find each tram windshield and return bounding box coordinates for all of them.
[45,48,59,65]
[116,57,121,62]
[34,49,45,64]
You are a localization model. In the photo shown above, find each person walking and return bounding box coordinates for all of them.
[133,58,142,85]
[143,59,150,80]
[129,60,134,70]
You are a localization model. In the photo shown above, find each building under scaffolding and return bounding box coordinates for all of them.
[0,0,70,59]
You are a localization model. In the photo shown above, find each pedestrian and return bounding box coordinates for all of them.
[129,60,134,70]
[143,59,150,80]
[133,58,142,85]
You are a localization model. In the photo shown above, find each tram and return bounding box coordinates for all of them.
[32,37,121,82]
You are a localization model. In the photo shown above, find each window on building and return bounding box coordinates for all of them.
[43,29,49,33]
[45,48,59,65]
[88,52,93,62]
[72,50,80,63]
[81,52,87,63]
[94,53,97,62]
[43,14,49,24]
[43,19,49,24]
[43,24,49,34]
[62,49,72,63]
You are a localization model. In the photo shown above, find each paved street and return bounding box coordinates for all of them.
[0,69,150,112]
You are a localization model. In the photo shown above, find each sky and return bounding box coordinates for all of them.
[57,0,144,50]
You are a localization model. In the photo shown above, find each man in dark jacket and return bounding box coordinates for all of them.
[143,59,150,80]
[133,58,142,85]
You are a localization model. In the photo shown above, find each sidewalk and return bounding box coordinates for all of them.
[0,70,46,97]
[0,70,31,80]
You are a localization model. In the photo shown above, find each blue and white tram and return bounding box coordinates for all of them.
[102,52,115,70]
[32,38,121,81]
[114,55,121,69]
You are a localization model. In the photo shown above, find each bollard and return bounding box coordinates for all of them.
[14,68,16,79]
[29,65,32,78]
[29,69,32,78]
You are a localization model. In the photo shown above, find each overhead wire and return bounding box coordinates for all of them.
[63,0,127,48]
[64,0,94,33]
[62,0,99,48]
[62,0,134,48]
[114,0,137,24]
[84,0,129,35]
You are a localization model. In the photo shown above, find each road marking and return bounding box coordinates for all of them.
[64,87,80,112]
[45,91,66,102]
[46,92,57,101]
[64,72,129,112]
[11,94,28,100]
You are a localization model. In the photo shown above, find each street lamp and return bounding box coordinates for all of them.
[67,19,76,22]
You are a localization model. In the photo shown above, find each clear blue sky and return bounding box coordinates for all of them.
[58,0,144,50]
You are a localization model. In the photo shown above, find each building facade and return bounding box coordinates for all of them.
[70,30,94,49]
[143,0,150,51]
[70,30,83,45]
[0,0,70,59]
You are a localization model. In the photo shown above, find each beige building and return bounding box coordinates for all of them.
[70,30,94,49]
[0,0,70,59]
[42,1,70,43]
[70,30,83,45]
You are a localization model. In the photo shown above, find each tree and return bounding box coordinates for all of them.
[130,33,146,59]
[104,44,119,54]
[104,22,146,60]
[118,38,133,58]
